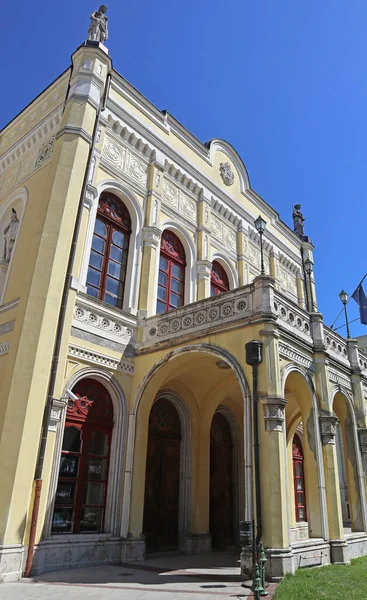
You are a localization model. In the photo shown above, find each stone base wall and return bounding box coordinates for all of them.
[0,544,24,582]
[345,532,367,560]
[30,536,145,576]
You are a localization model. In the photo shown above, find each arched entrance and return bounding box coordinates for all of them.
[210,412,234,548]
[143,397,182,552]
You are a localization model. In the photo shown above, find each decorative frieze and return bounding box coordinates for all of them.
[102,135,148,187]
[328,368,352,391]
[319,412,339,445]
[72,295,136,349]
[162,178,197,224]
[279,343,313,369]
[210,214,236,251]
[261,397,287,432]
[68,344,135,374]
[142,286,251,346]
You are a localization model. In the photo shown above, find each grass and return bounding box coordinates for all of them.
[274,556,367,600]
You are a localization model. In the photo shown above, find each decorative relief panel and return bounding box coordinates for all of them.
[246,240,269,274]
[210,214,236,251]
[36,137,55,165]
[102,135,147,187]
[161,178,197,223]
[273,291,312,342]
[68,344,135,374]
[279,265,297,298]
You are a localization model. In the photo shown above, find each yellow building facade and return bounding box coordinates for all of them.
[1,36,367,583]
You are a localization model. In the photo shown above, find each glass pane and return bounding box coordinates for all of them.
[80,507,102,532]
[158,286,167,301]
[92,234,105,254]
[106,276,121,296]
[87,285,99,298]
[110,244,123,262]
[210,285,216,297]
[107,260,122,278]
[94,219,107,238]
[296,462,303,476]
[59,455,79,477]
[156,300,166,314]
[52,508,73,533]
[298,507,305,521]
[171,263,183,279]
[159,256,168,271]
[297,479,304,491]
[171,279,183,294]
[88,431,108,456]
[89,250,103,270]
[104,293,118,307]
[62,427,81,453]
[158,271,167,286]
[87,267,101,288]
[87,458,107,481]
[84,482,105,505]
[55,482,76,504]
[297,493,304,505]
[170,292,183,308]
[112,230,125,247]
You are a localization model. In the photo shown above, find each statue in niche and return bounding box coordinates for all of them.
[88,5,108,43]
[3,209,20,264]
[292,204,305,238]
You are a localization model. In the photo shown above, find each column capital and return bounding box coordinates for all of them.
[83,184,98,210]
[196,259,212,280]
[142,226,162,249]
[319,411,339,445]
[260,396,287,432]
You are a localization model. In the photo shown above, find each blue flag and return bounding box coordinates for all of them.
[352,281,367,325]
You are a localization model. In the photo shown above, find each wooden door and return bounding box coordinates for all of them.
[210,412,234,548]
[143,399,181,552]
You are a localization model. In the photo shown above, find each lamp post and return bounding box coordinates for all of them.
[254,216,267,276]
[304,257,314,312]
[245,340,267,599]
[339,289,351,339]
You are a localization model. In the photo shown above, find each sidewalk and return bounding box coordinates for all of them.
[0,553,278,599]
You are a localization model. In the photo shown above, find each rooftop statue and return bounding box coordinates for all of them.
[88,5,108,44]
[292,204,305,238]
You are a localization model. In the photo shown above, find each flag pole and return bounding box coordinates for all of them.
[330,273,367,330]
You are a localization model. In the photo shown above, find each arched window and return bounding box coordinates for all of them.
[52,379,113,534]
[87,192,131,307]
[292,433,307,522]
[211,260,230,296]
[156,230,186,314]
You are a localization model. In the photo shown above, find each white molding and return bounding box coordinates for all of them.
[279,343,314,370]
[0,297,19,314]
[68,344,135,374]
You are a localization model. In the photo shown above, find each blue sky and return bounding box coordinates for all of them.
[1,1,366,336]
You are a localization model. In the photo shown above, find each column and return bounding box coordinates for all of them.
[319,412,349,563]
[137,226,161,319]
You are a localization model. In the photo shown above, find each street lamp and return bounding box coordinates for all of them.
[254,216,266,276]
[304,257,315,312]
[339,289,351,339]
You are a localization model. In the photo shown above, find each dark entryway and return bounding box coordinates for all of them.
[143,398,181,552]
[210,412,234,548]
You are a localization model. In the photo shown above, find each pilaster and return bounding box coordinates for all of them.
[196,260,212,300]
[319,412,347,557]
[237,226,247,286]
[138,227,162,318]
